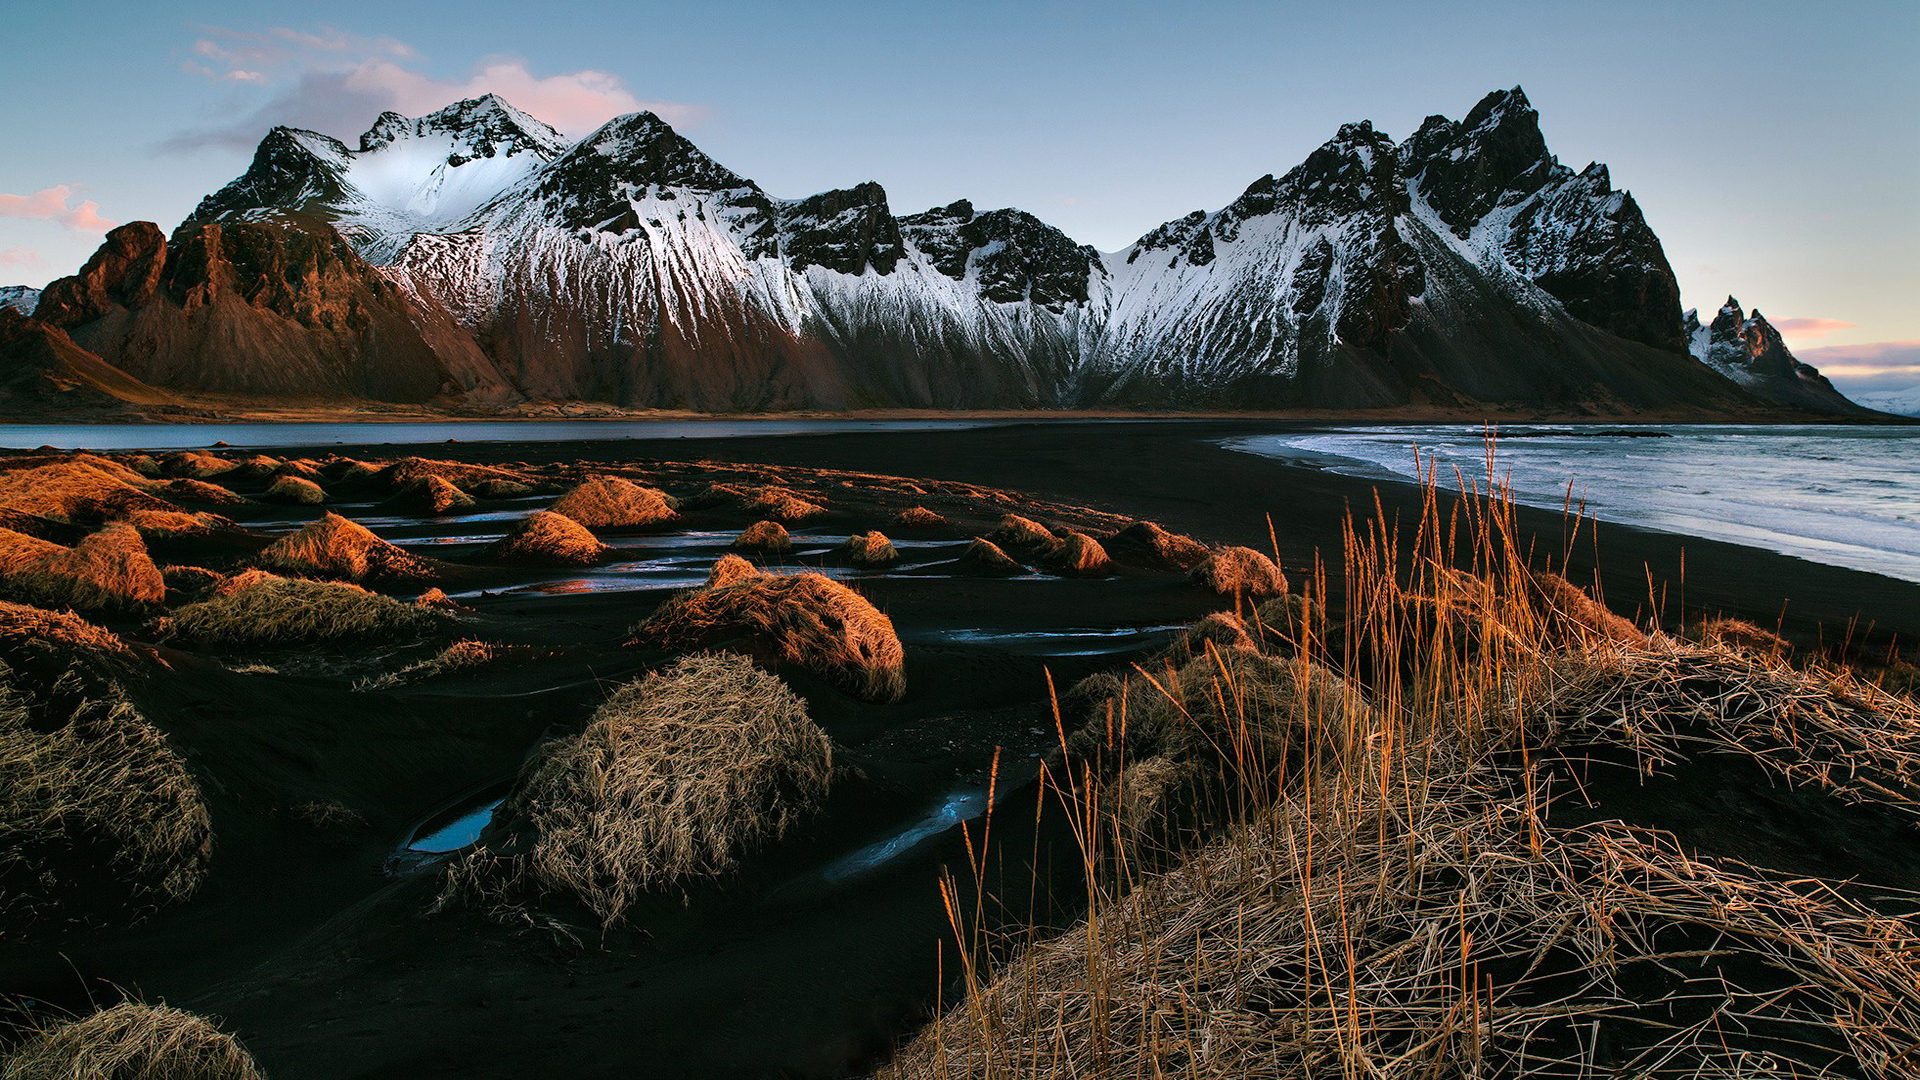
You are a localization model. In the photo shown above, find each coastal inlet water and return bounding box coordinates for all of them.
[1228,425,1920,585]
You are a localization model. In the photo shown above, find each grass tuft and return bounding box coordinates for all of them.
[3,1002,262,1080]
[633,572,906,703]
[844,531,899,567]
[257,512,433,582]
[548,475,676,528]
[441,652,831,927]
[170,571,443,646]
[491,511,607,566]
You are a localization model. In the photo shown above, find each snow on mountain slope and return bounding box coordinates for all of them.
[1850,387,1920,417]
[64,87,1856,413]
[0,286,38,315]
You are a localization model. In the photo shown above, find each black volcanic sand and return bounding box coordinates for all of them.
[4,420,1918,1080]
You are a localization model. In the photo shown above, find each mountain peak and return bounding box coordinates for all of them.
[357,95,566,161]
[1401,85,1558,236]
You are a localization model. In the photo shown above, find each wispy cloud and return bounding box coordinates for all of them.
[0,186,115,233]
[1771,316,1854,339]
[1798,341,1920,391]
[0,248,43,268]
[164,24,703,152]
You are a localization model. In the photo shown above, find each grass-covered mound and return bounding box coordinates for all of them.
[442,653,831,927]
[548,475,676,528]
[0,655,210,937]
[955,537,1025,575]
[988,514,1112,576]
[0,457,173,525]
[156,477,248,506]
[3,1002,263,1080]
[706,554,758,587]
[490,511,607,566]
[747,486,826,522]
[256,512,434,583]
[381,475,475,515]
[1103,520,1211,571]
[1189,545,1288,599]
[0,523,166,611]
[894,506,948,529]
[170,571,443,646]
[632,572,906,703]
[262,475,326,505]
[843,531,898,567]
[732,520,791,554]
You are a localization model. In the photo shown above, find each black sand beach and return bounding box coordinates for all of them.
[3,419,1916,1079]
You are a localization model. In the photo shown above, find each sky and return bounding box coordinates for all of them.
[2,0,1914,399]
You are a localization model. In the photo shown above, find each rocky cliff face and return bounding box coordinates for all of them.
[0,307,174,413]
[36,219,509,404]
[38,88,1858,415]
[1689,298,1864,414]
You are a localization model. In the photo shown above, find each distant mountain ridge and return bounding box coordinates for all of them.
[13,88,1871,416]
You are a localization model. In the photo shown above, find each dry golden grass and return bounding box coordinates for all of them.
[155,478,248,506]
[844,531,899,567]
[1167,611,1257,660]
[956,538,1025,575]
[1051,531,1112,577]
[117,509,225,539]
[896,506,949,529]
[441,652,831,927]
[634,572,906,703]
[0,601,130,659]
[257,512,433,582]
[1,524,166,611]
[549,475,677,528]
[156,451,236,479]
[733,520,792,554]
[749,487,827,523]
[886,444,1920,1080]
[707,554,759,588]
[0,459,173,525]
[1697,615,1792,660]
[170,571,442,646]
[988,513,1057,553]
[383,456,539,495]
[387,475,475,515]
[2,1002,262,1080]
[492,511,607,566]
[1103,520,1211,571]
[160,565,224,601]
[1190,545,1288,599]
[987,515,1110,576]
[0,660,210,937]
[357,639,517,690]
[470,477,535,498]
[262,475,326,505]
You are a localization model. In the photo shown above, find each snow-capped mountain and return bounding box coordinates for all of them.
[27,88,1862,414]
[1849,387,1920,418]
[1686,298,1864,414]
[0,286,38,315]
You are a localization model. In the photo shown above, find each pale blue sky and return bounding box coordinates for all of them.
[3,1,1914,388]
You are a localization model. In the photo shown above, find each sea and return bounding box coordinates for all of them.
[1227,424,1920,585]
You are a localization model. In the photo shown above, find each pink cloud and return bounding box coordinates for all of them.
[1772,316,1855,339]
[0,248,42,268]
[344,57,704,134]
[166,25,704,150]
[0,186,116,233]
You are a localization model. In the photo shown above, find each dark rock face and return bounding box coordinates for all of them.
[899,201,1101,309]
[0,307,172,411]
[1696,298,1864,413]
[1399,88,1685,352]
[36,216,506,403]
[189,128,351,224]
[779,183,905,276]
[538,113,765,233]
